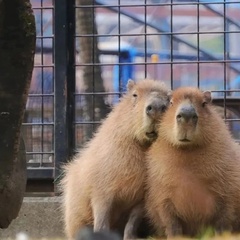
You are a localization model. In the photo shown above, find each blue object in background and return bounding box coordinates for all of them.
[113,47,136,93]
[230,75,240,96]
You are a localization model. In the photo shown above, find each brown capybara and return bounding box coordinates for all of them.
[60,79,171,240]
[145,87,240,238]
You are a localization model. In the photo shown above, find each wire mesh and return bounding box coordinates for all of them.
[74,0,240,146]
[22,0,54,171]
[23,0,240,180]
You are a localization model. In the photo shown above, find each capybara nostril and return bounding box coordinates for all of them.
[146,105,153,115]
[176,114,182,120]
[161,105,167,112]
[192,114,198,121]
[176,105,198,123]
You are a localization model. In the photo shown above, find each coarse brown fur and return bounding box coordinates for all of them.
[145,87,240,238]
[60,79,171,240]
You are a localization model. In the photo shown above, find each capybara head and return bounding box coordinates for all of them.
[159,87,213,148]
[125,79,171,144]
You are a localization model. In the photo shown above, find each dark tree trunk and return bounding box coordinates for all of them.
[0,0,35,228]
[76,0,110,140]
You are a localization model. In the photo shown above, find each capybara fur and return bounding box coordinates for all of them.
[60,79,171,239]
[145,87,240,238]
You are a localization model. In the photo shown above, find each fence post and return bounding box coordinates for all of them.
[54,0,75,191]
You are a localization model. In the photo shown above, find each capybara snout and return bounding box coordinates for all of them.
[128,80,171,143]
[145,99,168,140]
[176,104,198,124]
[146,99,168,120]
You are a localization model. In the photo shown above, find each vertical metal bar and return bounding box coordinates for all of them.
[92,1,95,133]
[225,1,230,93]
[40,0,44,165]
[54,0,68,188]
[144,0,147,78]
[223,0,227,118]
[118,0,121,94]
[67,0,76,157]
[170,0,173,90]
[197,0,200,88]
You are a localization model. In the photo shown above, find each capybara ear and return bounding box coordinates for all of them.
[203,91,212,103]
[127,79,135,91]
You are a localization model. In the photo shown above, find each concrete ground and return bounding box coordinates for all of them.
[3,199,240,240]
[0,197,65,239]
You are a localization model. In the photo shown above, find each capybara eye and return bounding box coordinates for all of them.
[170,101,173,106]
[133,93,138,98]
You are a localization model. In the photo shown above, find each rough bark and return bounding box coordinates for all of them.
[0,0,35,228]
[76,0,110,140]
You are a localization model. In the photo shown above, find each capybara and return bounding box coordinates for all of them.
[60,79,171,240]
[145,87,240,238]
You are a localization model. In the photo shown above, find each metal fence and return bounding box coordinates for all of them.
[23,0,240,191]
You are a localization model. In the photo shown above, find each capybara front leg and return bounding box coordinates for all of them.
[161,200,183,238]
[92,198,112,233]
[123,204,144,240]
[214,202,233,235]
[165,218,183,238]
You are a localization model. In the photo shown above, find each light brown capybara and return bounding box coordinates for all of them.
[60,79,171,240]
[145,87,240,238]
